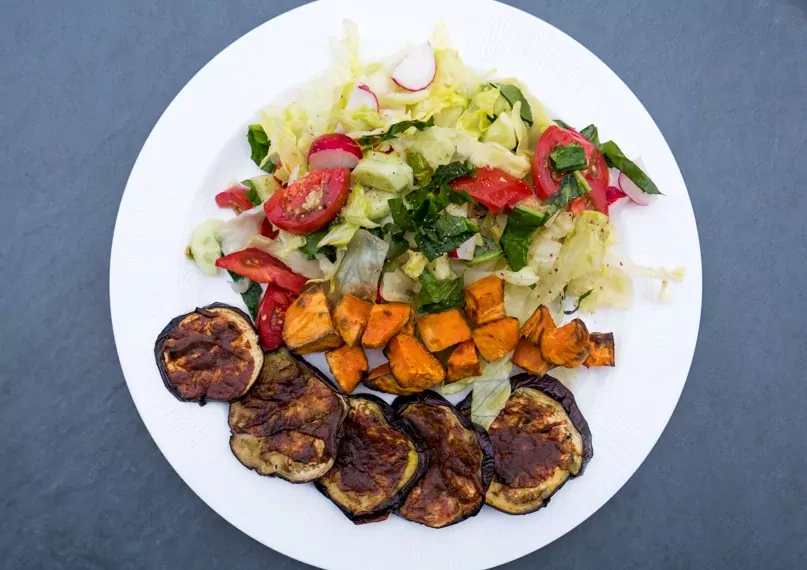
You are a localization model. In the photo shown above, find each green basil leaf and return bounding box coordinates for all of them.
[544,173,590,211]
[417,268,464,313]
[240,180,263,206]
[247,124,272,170]
[382,223,409,268]
[579,124,601,147]
[241,281,263,320]
[554,119,572,130]
[493,83,533,126]
[406,151,434,186]
[301,228,335,261]
[564,289,594,315]
[389,198,415,231]
[599,141,662,195]
[469,234,503,266]
[357,117,435,149]
[500,205,550,271]
[550,143,587,173]
[415,215,478,261]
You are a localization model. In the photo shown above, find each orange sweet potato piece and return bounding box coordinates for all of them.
[416,309,473,352]
[325,345,369,393]
[362,303,413,349]
[446,340,482,382]
[472,317,520,361]
[521,305,556,344]
[512,338,552,376]
[403,307,416,336]
[282,286,343,354]
[332,294,373,347]
[362,363,422,396]
[540,318,591,368]
[463,275,505,327]
[384,334,445,390]
[584,332,615,368]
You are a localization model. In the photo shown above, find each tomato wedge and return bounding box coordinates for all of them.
[215,186,253,214]
[215,248,307,294]
[532,126,609,213]
[256,285,295,350]
[263,168,350,234]
[260,218,278,239]
[449,166,532,213]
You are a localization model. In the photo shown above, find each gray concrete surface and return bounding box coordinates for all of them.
[1,0,805,568]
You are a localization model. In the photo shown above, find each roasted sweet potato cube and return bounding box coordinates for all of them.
[416,309,473,352]
[362,363,422,395]
[385,334,445,390]
[512,338,552,376]
[446,340,481,382]
[325,345,369,393]
[463,275,505,327]
[282,287,343,354]
[521,305,556,344]
[332,294,373,347]
[472,317,520,361]
[540,319,591,368]
[362,303,412,349]
[584,332,615,368]
[403,306,415,336]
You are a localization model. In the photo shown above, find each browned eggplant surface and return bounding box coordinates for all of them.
[228,348,348,483]
[154,303,263,404]
[316,395,426,524]
[393,392,494,528]
[479,374,593,515]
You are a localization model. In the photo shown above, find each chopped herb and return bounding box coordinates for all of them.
[389,198,414,231]
[399,161,477,226]
[240,179,263,207]
[301,228,336,261]
[469,234,504,266]
[406,151,433,186]
[554,119,573,130]
[417,268,464,313]
[544,173,590,211]
[493,83,533,125]
[499,206,550,271]
[227,270,263,319]
[579,124,661,195]
[382,223,409,268]
[357,117,435,149]
[599,141,662,195]
[550,143,587,173]
[415,214,478,261]
[246,124,274,172]
[564,289,594,315]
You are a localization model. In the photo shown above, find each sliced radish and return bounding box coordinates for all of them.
[449,235,476,261]
[346,83,380,111]
[308,133,363,170]
[617,157,651,206]
[392,42,436,92]
[606,185,627,205]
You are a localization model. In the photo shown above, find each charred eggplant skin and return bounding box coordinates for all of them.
[510,373,593,469]
[315,394,428,524]
[154,303,263,405]
[459,373,593,515]
[392,391,495,528]
[228,348,349,484]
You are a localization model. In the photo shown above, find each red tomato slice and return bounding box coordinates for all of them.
[256,285,295,350]
[263,168,350,234]
[215,248,307,294]
[532,126,610,213]
[449,166,532,213]
[215,186,253,214]
[260,218,278,239]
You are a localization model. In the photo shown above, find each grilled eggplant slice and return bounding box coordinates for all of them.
[154,303,263,404]
[393,391,494,528]
[228,348,349,483]
[460,373,592,515]
[315,395,427,524]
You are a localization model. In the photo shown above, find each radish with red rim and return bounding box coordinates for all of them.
[308,133,363,170]
[346,83,380,112]
[392,42,436,92]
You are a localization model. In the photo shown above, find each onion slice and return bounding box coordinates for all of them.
[308,133,363,170]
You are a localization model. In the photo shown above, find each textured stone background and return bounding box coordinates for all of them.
[1,0,805,568]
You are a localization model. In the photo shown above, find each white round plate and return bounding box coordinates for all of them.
[110,1,701,568]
